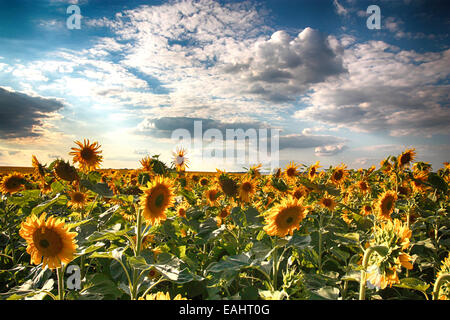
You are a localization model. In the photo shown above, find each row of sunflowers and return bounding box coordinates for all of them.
[0,140,449,300]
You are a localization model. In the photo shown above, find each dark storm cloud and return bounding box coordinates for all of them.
[0,87,64,138]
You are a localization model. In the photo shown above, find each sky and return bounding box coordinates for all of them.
[0,0,449,172]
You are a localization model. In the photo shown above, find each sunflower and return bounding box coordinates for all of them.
[380,159,392,174]
[398,148,416,168]
[357,180,370,193]
[199,177,209,187]
[69,139,103,172]
[67,190,88,210]
[0,172,26,194]
[330,164,348,185]
[366,219,413,289]
[291,186,306,200]
[274,168,282,179]
[239,178,257,203]
[411,171,429,194]
[205,188,221,206]
[19,212,78,270]
[263,196,307,237]
[218,176,238,198]
[319,194,337,211]
[172,147,189,172]
[308,161,321,180]
[140,291,187,300]
[361,204,372,216]
[246,164,262,178]
[32,155,46,180]
[176,202,189,218]
[284,161,299,181]
[139,176,175,225]
[53,159,79,183]
[140,156,153,172]
[436,253,450,300]
[216,205,231,226]
[376,190,397,220]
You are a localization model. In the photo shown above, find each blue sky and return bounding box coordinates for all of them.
[0,0,449,171]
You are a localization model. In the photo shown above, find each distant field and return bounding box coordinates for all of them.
[0,166,244,175]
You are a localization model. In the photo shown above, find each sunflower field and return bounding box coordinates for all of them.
[0,141,449,301]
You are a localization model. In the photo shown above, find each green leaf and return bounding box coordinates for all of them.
[127,256,151,270]
[286,234,311,250]
[310,286,340,300]
[31,194,66,215]
[370,245,389,257]
[81,180,114,197]
[394,277,430,293]
[426,173,448,193]
[80,273,123,300]
[85,223,128,242]
[207,253,251,273]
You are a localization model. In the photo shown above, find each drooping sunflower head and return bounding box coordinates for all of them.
[204,188,221,206]
[330,164,347,185]
[140,156,153,172]
[239,178,257,203]
[376,190,398,220]
[284,161,300,180]
[398,148,416,168]
[308,161,321,180]
[380,158,392,173]
[172,147,189,172]
[218,175,238,198]
[139,176,175,225]
[19,212,78,270]
[367,219,413,289]
[67,190,88,210]
[69,139,103,172]
[32,155,46,180]
[263,196,307,237]
[53,159,79,183]
[0,172,26,194]
[246,164,262,178]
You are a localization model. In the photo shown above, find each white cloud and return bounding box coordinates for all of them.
[294,41,450,137]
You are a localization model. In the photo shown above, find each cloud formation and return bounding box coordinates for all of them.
[0,87,64,138]
[295,41,450,137]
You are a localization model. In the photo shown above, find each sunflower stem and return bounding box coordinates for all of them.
[272,246,278,290]
[432,273,450,300]
[318,213,324,274]
[131,207,143,300]
[56,266,65,300]
[359,246,378,300]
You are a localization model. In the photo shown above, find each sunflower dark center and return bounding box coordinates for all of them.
[287,168,296,176]
[286,216,294,224]
[333,170,343,180]
[39,239,50,248]
[242,182,252,192]
[81,148,95,161]
[155,193,165,207]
